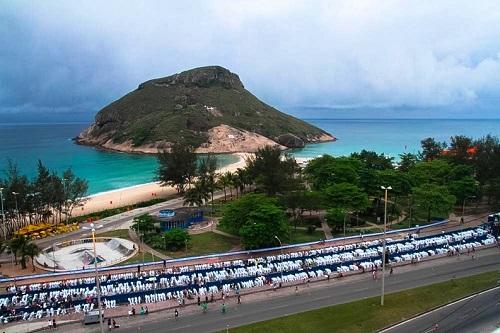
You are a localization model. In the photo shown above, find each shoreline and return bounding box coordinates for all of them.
[74,153,249,216]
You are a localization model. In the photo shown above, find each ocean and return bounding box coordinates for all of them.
[0,119,499,195]
[293,119,500,159]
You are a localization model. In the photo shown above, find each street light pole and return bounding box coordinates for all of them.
[12,192,19,223]
[381,185,392,306]
[90,223,105,333]
[461,195,476,226]
[0,188,5,239]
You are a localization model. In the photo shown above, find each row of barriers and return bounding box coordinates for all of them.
[0,219,450,283]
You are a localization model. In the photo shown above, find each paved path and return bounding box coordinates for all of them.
[33,192,226,249]
[381,286,500,333]
[320,219,333,239]
[128,229,171,260]
[61,246,500,333]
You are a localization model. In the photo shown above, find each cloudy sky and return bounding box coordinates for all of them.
[1,0,500,121]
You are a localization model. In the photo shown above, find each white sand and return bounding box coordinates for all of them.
[74,153,250,216]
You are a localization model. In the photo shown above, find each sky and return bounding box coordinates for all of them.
[1,0,500,121]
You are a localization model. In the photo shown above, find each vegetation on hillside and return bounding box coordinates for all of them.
[78,66,331,149]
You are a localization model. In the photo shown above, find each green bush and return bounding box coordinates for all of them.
[306,225,317,234]
[163,228,191,251]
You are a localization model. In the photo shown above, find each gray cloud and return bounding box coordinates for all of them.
[1,0,500,118]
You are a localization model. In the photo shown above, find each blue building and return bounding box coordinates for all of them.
[155,208,204,231]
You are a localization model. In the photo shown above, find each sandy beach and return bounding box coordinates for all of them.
[74,153,250,216]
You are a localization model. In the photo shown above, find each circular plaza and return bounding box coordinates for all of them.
[35,237,138,271]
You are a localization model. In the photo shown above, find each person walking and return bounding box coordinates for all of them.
[237,295,241,304]
[108,318,112,331]
[197,295,201,306]
[52,318,56,330]
[390,267,394,275]
[174,309,179,320]
[221,303,226,314]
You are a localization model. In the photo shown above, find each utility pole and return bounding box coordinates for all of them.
[0,188,5,239]
[381,185,392,306]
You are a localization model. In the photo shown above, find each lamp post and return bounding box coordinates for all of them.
[12,192,19,223]
[83,223,104,333]
[0,188,5,239]
[380,185,392,306]
[461,195,476,225]
[274,236,283,281]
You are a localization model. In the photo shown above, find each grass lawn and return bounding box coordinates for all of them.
[331,228,380,238]
[162,232,240,258]
[288,229,325,244]
[390,218,445,230]
[117,251,156,266]
[222,270,500,333]
[96,229,131,240]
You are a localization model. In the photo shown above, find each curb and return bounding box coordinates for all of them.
[377,284,500,332]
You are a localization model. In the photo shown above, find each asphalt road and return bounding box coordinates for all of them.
[34,194,201,248]
[75,246,500,333]
[381,285,500,333]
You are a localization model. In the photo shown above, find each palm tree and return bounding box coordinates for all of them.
[183,182,210,207]
[23,242,40,272]
[9,236,28,265]
[235,168,249,196]
[218,172,233,202]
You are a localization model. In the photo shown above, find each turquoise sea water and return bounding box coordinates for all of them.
[292,119,500,159]
[0,119,499,194]
[0,123,238,194]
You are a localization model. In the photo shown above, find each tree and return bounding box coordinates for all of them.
[325,208,346,232]
[246,145,299,196]
[351,150,394,170]
[448,176,479,205]
[486,177,500,208]
[9,235,28,265]
[157,142,197,193]
[220,193,289,249]
[447,135,474,165]
[409,159,452,186]
[219,194,271,234]
[412,184,456,222]
[473,135,500,184]
[218,172,234,202]
[197,154,220,211]
[324,183,370,214]
[60,168,88,223]
[24,242,40,272]
[239,203,289,250]
[183,182,209,207]
[304,155,361,190]
[163,228,190,251]
[131,214,156,237]
[419,137,446,161]
[10,235,34,269]
[376,169,412,197]
[398,153,419,172]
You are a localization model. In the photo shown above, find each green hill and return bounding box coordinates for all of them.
[77,66,334,153]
